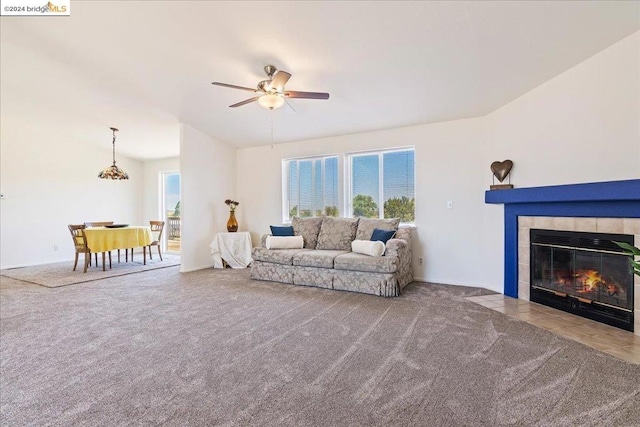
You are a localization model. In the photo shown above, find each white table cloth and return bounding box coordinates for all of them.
[210,231,253,269]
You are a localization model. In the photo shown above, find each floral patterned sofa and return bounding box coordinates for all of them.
[250,217,413,297]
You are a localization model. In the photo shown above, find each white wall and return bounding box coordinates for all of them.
[484,32,640,187]
[141,157,180,224]
[237,118,487,286]
[0,119,143,268]
[237,32,640,292]
[479,31,640,290]
[3,24,636,289]
[0,36,172,269]
[179,123,236,272]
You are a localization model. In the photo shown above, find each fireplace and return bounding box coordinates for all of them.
[530,229,634,331]
[485,179,640,334]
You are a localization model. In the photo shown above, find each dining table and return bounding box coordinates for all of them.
[83,226,153,271]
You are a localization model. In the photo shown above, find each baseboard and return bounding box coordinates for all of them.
[180,264,215,273]
[412,276,501,294]
[1,259,74,270]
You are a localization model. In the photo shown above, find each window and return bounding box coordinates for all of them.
[282,149,414,223]
[283,156,339,221]
[348,148,415,222]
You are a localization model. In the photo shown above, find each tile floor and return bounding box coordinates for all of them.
[466,294,640,364]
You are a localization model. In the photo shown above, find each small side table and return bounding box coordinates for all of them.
[210,231,253,269]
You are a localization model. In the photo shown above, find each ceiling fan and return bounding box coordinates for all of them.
[212,65,330,110]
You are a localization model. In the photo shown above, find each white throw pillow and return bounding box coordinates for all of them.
[266,235,304,249]
[351,239,385,257]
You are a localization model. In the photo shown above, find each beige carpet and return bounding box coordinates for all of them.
[1,268,639,426]
[0,254,180,287]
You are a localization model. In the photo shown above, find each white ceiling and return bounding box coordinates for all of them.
[1,1,638,159]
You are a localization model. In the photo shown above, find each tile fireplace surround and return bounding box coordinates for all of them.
[485,179,640,335]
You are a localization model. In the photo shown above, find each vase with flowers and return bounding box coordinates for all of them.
[225,199,239,232]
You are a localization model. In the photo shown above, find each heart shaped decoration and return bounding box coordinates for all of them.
[490,160,513,182]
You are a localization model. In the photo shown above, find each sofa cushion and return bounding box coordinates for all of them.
[270,225,294,236]
[355,218,400,241]
[293,250,349,269]
[351,240,385,257]
[252,247,310,265]
[292,217,324,249]
[265,235,304,249]
[334,252,398,274]
[316,217,359,250]
[371,228,396,244]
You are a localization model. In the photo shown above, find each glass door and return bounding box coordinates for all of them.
[162,172,181,254]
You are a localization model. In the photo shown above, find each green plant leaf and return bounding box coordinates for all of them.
[614,241,640,255]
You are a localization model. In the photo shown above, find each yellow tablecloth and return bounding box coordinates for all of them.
[84,226,152,252]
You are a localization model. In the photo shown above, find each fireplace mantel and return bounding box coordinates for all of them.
[485,179,640,297]
[485,179,640,205]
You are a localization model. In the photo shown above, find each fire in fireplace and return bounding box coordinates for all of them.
[530,229,634,332]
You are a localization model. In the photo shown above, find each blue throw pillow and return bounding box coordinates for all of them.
[270,225,294,237]
[370,228,396,244]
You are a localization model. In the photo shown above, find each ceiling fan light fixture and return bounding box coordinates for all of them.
[258,94,285,110]
[212,65,329,109]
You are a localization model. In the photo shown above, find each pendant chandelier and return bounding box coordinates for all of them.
[98,127,129,180]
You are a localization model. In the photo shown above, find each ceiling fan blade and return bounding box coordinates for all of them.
[268,71,292,91]
[284,91,330,100]
[212,82,261,93]
[229,97,260,108]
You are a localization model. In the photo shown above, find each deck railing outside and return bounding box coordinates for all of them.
[167,216,181,239]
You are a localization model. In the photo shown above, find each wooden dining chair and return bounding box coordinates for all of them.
[68,224,92,273]
[148,221,165,262]
[84,221,115,267]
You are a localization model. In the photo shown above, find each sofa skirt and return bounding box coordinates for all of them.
[250,261,295,284]
[293,266,333,289]
[251,261,401,297]
[332,271,400,297]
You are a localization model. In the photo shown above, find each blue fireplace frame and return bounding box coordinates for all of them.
[485,179,640,297]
